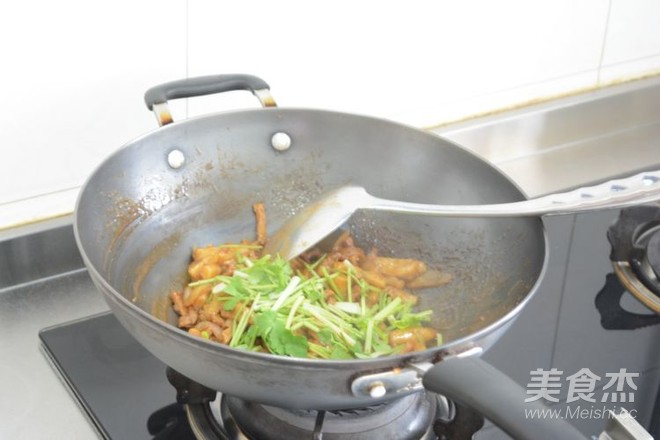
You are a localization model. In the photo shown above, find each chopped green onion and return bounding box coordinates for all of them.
[271,276,301,311]
[308,342,332,359]
[302,303,356,346]
[211,282,226,294]
[188,275,227,287]
[372,297,403,322]
[364,319,374,354]
[286,296,305,329]
[321,267,342,296]
[230,295,259,347]
[333,302,362,315]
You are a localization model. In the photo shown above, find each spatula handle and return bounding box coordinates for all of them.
[517,169,660,215]
[368,169,660,217]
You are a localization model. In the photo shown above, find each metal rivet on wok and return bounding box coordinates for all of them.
[167,149,185,169]
[368,381,387,398]
[271,132,292,151]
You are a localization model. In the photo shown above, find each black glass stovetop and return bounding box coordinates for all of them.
[39,312,197,440]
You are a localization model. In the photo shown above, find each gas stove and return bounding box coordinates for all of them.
[40,308,654,440]
[23,204,660,440]
[39,312,484,440]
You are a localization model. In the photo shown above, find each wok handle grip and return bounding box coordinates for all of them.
[422,356,588,440]
[144,74,276,126]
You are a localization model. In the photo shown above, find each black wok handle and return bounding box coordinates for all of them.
[144,74,276,126]
[422,356,588,440]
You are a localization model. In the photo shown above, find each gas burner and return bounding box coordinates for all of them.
[164,368,484,440]
[607,204,660,312]
[220,392,437,440]
[630,222,660,295]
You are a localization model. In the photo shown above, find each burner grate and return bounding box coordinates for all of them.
[219,392,437,440]
[605,206,660,315]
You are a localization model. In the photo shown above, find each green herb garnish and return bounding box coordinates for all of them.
[188,254,437,359]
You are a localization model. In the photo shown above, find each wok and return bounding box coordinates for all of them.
[75,74,586,439]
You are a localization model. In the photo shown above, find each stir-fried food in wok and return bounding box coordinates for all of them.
[171,203,452,359]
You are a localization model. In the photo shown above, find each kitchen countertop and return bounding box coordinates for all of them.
[3,75,660,439]
[436,74,660,198]
[0,270,108,439]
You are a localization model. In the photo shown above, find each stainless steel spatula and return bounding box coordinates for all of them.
[264,169,660,260]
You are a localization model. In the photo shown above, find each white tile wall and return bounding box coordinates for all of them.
[0,0,187,227]
[2,0,660,229]
[600,0,660,83]
[186,0,609,126]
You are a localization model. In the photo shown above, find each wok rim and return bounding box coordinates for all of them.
[73,106,550,369]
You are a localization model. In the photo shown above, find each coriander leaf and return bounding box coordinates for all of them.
[253,310,309,358]
[390,310,433,329]
[329,346,353,359]
[373,341,393,353]
[281,333,309,358]
[317,328,333,345]
[224,276,247,297]
[223,297,240,311]
[253,310,278,335]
